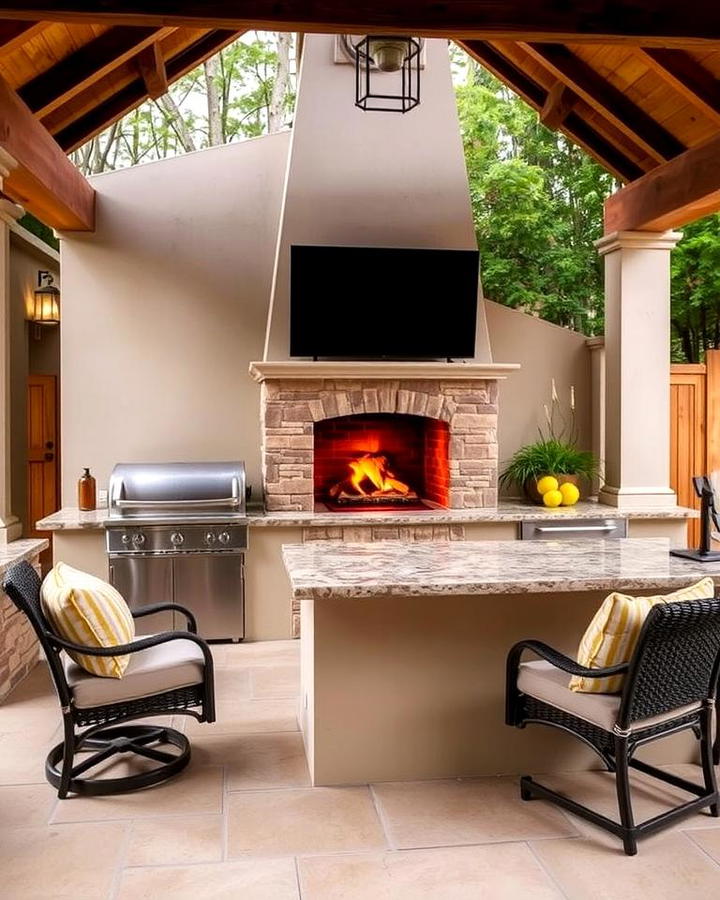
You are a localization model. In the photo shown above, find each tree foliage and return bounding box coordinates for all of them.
[454,52,617,336]
[670,217,720,362]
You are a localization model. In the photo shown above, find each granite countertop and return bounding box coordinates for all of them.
[36,498,697,531]
[282,537,720,600]
[0,539,49,579]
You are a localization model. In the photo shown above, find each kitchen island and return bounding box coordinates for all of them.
[283,537,720,786]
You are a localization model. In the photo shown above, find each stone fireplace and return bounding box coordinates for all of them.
[250,362,517,512]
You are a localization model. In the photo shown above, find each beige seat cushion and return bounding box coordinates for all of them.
[518,660,700,733]
[66,637,205,708]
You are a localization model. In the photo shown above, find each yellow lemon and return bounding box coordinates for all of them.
[559,482,580,506]
[536,475,559,495]
[542,489,563,508]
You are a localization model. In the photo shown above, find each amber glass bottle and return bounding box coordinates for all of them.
[78,467,97,511]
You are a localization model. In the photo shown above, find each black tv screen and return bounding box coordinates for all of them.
[290,245,479,359]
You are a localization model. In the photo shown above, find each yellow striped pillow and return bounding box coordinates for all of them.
[41,562,135,679]
[569,577,715,694]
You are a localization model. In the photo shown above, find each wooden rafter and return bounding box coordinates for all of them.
[521,42,686,163]
[457,40,645,182]
[0,19,47,57]
[40,27,211,136]
[1,2,720,46]
[0,73,94,229]
[55,29,241,152]
[18,25,172,118]
[136,41,167,99]
[636,48,720,127]
[540,81,576,129]
[604,132,720,232]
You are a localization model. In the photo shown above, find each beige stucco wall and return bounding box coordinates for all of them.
[9,231,60,533]
[485,300,593,493]
[59,131,290,502]
[264,34,492,362]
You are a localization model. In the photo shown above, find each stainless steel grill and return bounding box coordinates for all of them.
[106,462,248,641]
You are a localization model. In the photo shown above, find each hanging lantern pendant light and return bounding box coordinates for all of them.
[354,35,421,113]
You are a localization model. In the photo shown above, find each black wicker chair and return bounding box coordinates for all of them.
[2,560,216,799]
[507,598,720,855]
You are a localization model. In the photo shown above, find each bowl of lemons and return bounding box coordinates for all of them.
[534,475,581,508]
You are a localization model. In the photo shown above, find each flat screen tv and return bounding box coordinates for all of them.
[289,245,479,359]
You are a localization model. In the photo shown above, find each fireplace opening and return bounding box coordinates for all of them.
[314,413,450,511]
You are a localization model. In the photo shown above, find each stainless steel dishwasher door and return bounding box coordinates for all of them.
[173,553,245,641]
[109,555,174,634]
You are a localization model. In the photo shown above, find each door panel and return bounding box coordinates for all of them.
[173,554,244,641]
[109,556,174,634]
[27,374,58,538]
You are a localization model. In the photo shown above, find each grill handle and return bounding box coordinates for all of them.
[115,497,241,509]
[535,525,617,533]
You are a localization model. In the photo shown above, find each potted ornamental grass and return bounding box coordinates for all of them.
[499,381,599,508]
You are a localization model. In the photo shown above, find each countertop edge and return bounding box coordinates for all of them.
[0,539,49,578]
[280,537,720,601]
[36,501,699,532]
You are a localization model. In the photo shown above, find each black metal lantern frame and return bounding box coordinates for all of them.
[355,36,421,113]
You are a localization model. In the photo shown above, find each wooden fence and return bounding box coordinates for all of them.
[670,349,720,545]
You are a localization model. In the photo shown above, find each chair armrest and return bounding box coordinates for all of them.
[131,603,197,633]
[50,630,214,674]
[505,639,628,726]
[509,640,629,679]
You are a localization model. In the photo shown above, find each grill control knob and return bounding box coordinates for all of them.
[218,531,231,545]
[132,533,146,546]
[170,532,184,546]
[205,532,216,545]
[121,533,131,545]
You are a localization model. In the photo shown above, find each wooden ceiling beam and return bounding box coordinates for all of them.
[55,29,240,152]
[522,42,686,163]
[636,48,720,127]
[0,73,94,229]
[458,40,645,183]
[0,19,47,57]
[540,81,577,129]
[136,41,167,99]
[604,132,720,232]
[18,25,171,118]
[1,2,720,46]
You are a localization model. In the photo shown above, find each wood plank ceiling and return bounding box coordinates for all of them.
[0,20,242,153]
[2,4,720,229]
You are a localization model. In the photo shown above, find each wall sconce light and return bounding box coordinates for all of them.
[354,35,421,113]
[28,270,60,338]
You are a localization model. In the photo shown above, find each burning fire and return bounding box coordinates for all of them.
[328,452,417,502]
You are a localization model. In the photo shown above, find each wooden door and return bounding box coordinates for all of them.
[27,374,58,538]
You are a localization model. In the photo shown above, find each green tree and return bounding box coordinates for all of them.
[455,53,617,335]
[671,216,720,362]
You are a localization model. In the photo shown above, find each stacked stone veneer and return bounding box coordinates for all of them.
[0,568,40,702]
[261,379,499,511]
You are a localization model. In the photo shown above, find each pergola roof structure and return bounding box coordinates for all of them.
[1,2,720,233]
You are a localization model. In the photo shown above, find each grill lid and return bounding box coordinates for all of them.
[108,461,246,520]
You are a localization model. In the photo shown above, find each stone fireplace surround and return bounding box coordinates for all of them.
[250,362,519,512]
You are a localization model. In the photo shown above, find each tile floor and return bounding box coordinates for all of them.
[1,640,720,898]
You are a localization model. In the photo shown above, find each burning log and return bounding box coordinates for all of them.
[328,452,418,501]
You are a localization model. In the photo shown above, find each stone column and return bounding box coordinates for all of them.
[0,148,24,544]
[595,230,682,508]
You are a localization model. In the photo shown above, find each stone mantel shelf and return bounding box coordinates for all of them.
[249,360,520,382]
